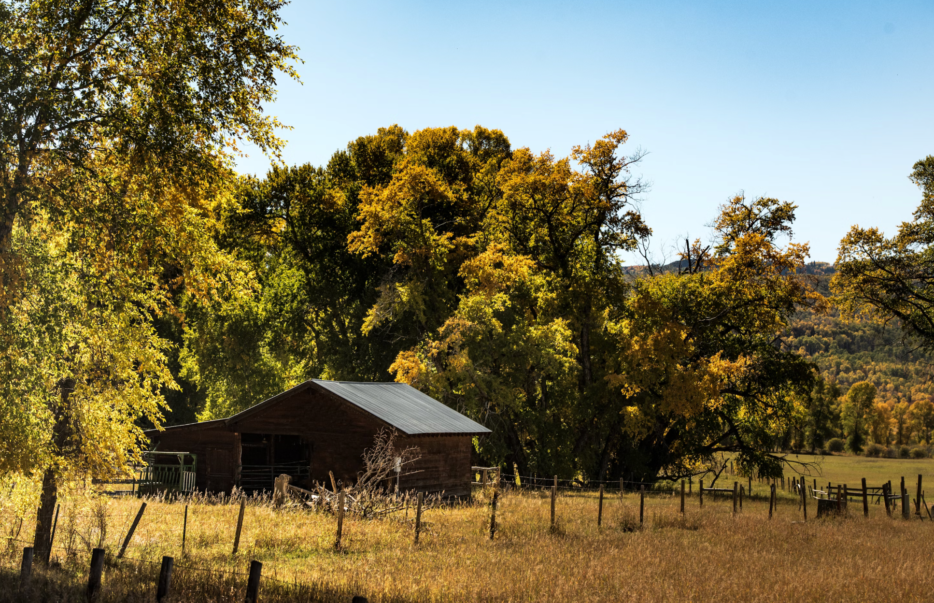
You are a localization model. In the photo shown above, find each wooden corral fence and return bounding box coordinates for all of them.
[94,452,197,497]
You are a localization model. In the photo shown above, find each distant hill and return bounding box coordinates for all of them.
[787,262,934,404]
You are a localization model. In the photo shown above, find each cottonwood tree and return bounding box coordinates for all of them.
[833,157,934,345]
[0,0,297,562]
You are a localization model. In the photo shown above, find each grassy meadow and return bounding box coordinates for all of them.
[3,453,934,602]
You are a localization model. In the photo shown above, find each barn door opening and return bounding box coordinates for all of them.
[239,433,310,492]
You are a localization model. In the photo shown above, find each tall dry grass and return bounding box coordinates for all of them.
[2,486,932,602]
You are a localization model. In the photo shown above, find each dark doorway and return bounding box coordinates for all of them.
[239,433,311,491]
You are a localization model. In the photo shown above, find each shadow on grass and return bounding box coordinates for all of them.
[0,556,424,603]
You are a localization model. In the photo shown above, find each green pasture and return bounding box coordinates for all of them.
[782,452,934,489]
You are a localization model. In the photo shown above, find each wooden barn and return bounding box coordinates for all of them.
[143,379,490,497]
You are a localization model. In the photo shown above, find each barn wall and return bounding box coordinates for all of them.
[148,422,238,493]
[229,388,387,488]
[396,435,473,497]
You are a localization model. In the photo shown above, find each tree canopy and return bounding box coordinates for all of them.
[183,125,822,481]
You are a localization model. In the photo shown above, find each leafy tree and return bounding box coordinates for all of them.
[802,377,840,452]
[892,401,913,445]
[0,0,297,562]
[868,402,893,446]
[908,400,934,444]
[843,381,876,453]
[833,157,934,348]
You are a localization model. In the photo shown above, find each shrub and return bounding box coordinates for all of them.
[865,443,885,457]
[826,438,845,453]
[899,445,911,458]
[910,447,928,459]
[885,447,898,458]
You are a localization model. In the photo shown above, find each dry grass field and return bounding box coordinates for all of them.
[3,455,934,603]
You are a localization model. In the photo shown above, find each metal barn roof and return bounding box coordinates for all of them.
[310,380,490,436]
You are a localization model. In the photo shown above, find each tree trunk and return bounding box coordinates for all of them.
[33,468,58,564]
[33,377,74,564]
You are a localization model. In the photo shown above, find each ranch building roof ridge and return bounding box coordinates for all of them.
[148,379,490,437]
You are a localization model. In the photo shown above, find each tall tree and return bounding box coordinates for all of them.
[0,0,297,562]
[843,381,876,453]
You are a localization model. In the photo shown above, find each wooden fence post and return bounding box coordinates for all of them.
[860,478,868,517]
[732,482,738,515]
[118,502,147,559]
[414,492,423,545]
[489,486,498,540]
[335,491,345,549]
[156,556,174,603]
[550,476,557,530]
[233,499,246,555]
[883,482,892,517]
[87,547,105,603]
[639,485,645,526]
[917,475,923,516]
[598,484,604,526]
[182,504,188,555]
[245,560,262,603]
[801,478,807,521]
[20,547,33,593]
[699,479,704,507]
[769,484,775,519]
[680,481,685,515]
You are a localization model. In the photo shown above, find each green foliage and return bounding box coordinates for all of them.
[865,443,885,457]
[826,438,846,453]
[910,447,928,459]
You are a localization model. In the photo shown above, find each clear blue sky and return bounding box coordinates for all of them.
[236,0,934,263]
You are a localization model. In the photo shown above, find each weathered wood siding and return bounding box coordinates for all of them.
[396,435,473,497]
[148,421,238,493]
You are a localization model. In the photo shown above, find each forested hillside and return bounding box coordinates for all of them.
[788,262,934,407]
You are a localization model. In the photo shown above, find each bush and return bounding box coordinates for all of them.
[910,447,928,459]
[885,447,898,458]
[865,443,885,457]
[899,445,911,458]
[826,438,845,453]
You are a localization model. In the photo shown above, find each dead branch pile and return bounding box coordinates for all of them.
[286,428,439,518]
